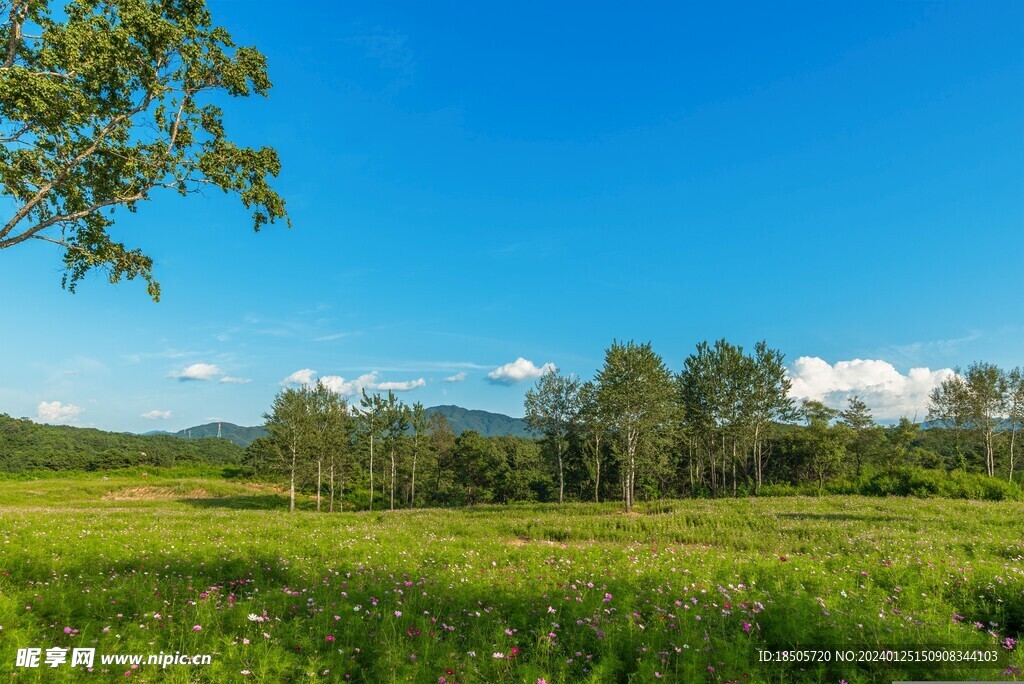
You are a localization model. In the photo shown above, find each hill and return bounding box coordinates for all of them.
[156,406,532,446]
[147,422,267,448]
[0,414,243,472]
[426,405,531,437]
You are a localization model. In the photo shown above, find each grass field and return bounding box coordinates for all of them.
[0,471,1020,682]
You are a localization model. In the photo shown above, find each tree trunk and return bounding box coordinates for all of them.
[594,434,601,503]
[557,442,564,505]
[289,442,297,514]
[316,460,322,512]
[329,463,335,513]
[753,425,762,495]
[390,448,396,511]
[369,433,375,512]
[1009,424,1017,483]
[411,449,418,508]
[732,441,737,497]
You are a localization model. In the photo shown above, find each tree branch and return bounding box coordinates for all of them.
[0,188,147,249]
[4,0,25,68]
[0,91,156,242]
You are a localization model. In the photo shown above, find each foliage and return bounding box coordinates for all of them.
[0,0,288,299]
[0,412,241,470]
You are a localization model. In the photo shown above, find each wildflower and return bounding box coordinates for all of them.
[395,610,403,617]
[326,636,335,643]
[493,652,504,659]
[192,625,202,632]
[742,621,751,633]
[1003,637,1017,650]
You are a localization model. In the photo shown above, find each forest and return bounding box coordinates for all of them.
[0,414,243,471]
[245,339,1024,510]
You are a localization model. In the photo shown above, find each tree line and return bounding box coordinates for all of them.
[245,386,551,512]
[251,340,1024,511]
[0,414,243,471]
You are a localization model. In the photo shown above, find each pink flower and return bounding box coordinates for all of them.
[326,635,335,642]
[742,621,751,632]
[192,625,202,632]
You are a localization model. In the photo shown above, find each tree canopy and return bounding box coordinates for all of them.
[0,0,288,299]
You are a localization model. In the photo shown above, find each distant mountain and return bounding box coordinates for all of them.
[145,422,266,448]
[149,406,532,447]
[426,405,531,438]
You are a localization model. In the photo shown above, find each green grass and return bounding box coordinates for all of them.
[0,476,1020,682]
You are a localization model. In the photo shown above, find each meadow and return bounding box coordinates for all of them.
[0,470,1020,682]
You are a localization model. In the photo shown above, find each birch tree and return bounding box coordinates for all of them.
[595,340,675,512]
[358,389,385,511]
[264,387,311,513]
[408,402,428,507]
[0,0,288,299]
[1005,368,1023,483]
[381,391,409,511]
[524,368,581,504]
[577,381,608,503]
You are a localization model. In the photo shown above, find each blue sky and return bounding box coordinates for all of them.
[1,1,1022,430]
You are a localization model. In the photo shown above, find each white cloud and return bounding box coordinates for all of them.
[313,332,355,342]
[487,357,557,385]
[318,372,379,396]
[788,357,956,421]
[168,363,222,381]
[281,368,317,386]
[219,376,252,384]
[376,378,426,392]
[283,369,427,396]
[141,409,172,420]
[36,401,83,424]
[443,372,468,383]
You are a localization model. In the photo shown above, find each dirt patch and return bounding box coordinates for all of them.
[103,486,211,501]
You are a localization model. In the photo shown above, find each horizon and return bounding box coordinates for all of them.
[2,1,1022,433]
